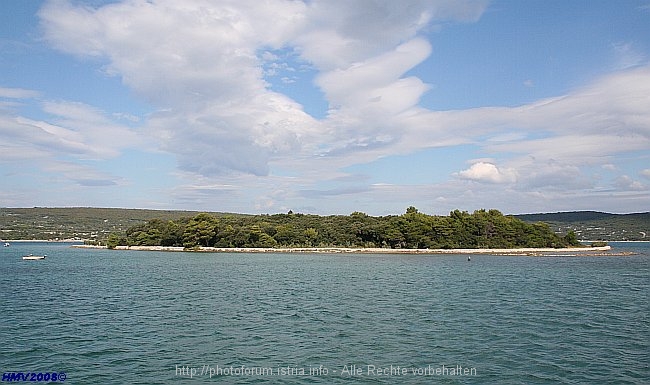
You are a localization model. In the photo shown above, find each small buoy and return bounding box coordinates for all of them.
[467,256,471,261]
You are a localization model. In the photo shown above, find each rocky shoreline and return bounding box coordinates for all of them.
[71,245,633,256]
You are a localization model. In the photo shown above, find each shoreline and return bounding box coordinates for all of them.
[72,245,628,256]
[3,239,84,243]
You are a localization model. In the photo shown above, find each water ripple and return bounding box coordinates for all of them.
[1,244,648,384]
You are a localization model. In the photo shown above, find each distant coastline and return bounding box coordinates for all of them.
[72,244,628,256]
[3,239,84,243]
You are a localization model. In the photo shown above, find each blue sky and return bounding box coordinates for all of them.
[1,0,649,215]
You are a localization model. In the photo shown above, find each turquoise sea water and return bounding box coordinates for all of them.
[1,242,648,384]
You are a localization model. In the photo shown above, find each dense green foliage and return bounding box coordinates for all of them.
[3,207,646,243]
[108,208,582,249]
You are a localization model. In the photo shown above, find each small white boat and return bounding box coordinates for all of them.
[4,242,9,247]
[22,254,47,260]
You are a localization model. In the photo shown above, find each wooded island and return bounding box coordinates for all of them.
[103,207,582,250]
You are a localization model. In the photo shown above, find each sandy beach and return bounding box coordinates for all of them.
[73,244,626,256]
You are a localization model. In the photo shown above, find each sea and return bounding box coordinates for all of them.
[1,242,648,384]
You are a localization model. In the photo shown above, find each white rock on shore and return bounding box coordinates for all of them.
[73,244,613,255]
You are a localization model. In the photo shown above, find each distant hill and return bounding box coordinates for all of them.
[0,207,238,240]
[514,211,650,241]
[1,207,648,242]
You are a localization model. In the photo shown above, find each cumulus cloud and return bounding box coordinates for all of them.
[316,38,431,119]
[399,66,648,194]
[38,0,488,178]
[457,162,516,184]
[295,0,487,71]
[30,0,650,213]
[39,0,326,176]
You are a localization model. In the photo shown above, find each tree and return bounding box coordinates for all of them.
[115,206,574,250]
[106,232,124,249]
[564,230,579,246]
[304,227,319,246]
[183,213,219,247]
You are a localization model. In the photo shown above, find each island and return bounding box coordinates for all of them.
[93,207,600,252]
[75,244,620,256]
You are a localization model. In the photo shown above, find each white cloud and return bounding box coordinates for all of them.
[29,0,649,213]
[40,0,325,176]
[517,162,593,191]
[43,160,123,187]
[316,38,432,119]
[295,0,487,71]
[0,95,144,193]
[385,66,649,194]
[38,0,488,178]
[615,175,646,191]
[641,169,650,179]
[40,100,144,158]
[0,87,41,99]
[457,162,516,184]
[39,0,306,106]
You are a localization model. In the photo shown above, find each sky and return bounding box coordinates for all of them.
[1,0,649,216]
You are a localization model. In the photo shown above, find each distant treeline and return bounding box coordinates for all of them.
[104,207,581,249]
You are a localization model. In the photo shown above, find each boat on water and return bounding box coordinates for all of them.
[22,254,47,260]
[3,242,9,247]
